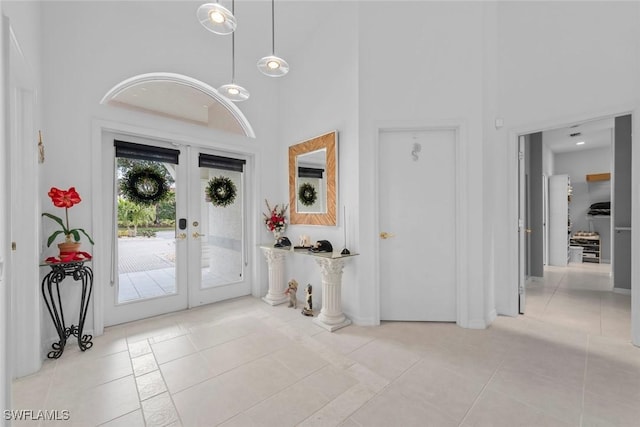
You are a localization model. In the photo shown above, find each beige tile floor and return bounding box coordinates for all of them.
[12,264,638,426]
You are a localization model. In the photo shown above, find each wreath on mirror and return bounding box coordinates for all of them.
[298,182,318,206]
[121,165,170,206]
[206,176,237,207]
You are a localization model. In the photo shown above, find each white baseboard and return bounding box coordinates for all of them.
[465,318,488,330]
[613,287,631,295]
[347,313,377,326]
[486,309,497,325]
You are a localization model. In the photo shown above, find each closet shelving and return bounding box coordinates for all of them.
[549,174,572,266]
[569,233,601,263]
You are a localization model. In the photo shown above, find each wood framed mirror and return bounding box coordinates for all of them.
[289,131,337,225]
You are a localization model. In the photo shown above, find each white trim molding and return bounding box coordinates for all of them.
[505,106,639,347]
[90,118,260,334]
[100,72,256,139]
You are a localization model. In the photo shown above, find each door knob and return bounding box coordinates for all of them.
[192,232,205,239]
[526,228,532,234]
[379,231,395,240]
[176,233,187,240]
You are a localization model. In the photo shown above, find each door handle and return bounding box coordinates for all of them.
[526,228,532,234]
[379,231,395,240]
[192,232,205,239]
[176,233,187,240]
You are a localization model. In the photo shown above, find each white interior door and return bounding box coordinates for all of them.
[379,129,457,321]
[187,148,250,307]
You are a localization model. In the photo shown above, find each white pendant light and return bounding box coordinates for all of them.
[197,1,236,35]
[218,1,249,102]
[257,0,289,77]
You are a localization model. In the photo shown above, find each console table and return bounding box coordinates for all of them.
[40,260,94,359]
[259,246,357,332]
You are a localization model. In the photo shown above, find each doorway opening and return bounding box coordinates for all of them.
[518,115,632,339]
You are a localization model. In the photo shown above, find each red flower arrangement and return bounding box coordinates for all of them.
[263,200,288,233]
[42,187,94,247]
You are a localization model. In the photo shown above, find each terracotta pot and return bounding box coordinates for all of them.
[58,241,81,256]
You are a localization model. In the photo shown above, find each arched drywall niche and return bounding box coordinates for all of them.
[100,72,255,138]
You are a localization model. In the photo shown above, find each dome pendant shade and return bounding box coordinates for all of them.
[257,55,289,77]
[197,3,237,35]
[218,83,250,102]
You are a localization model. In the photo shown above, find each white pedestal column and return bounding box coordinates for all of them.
[260,247,289,306]
[313,257,352,332]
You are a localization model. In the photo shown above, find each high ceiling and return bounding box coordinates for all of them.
[102,0,331,133]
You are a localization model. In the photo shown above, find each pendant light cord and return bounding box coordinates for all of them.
[231,0,236,82]
[271,0,275,55]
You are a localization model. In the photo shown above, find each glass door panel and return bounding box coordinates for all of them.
[116,158,177,303]
[199,168,244,289]
[188,149,250,307]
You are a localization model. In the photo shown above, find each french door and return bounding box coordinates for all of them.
[103,136,250,326]
[186,148,250,307]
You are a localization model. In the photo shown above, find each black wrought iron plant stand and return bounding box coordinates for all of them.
[41,261,94,359]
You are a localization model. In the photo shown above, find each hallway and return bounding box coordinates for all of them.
[525,263,631,340]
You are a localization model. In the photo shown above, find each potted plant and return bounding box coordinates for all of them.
[42,186,94,255]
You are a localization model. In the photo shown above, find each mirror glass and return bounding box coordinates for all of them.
[289,131,337,226]
[296,148,327,213]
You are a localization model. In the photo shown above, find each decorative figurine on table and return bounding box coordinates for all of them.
[301,284,313,317]
[285,279,298,308]
[275,236,292,248]
[309,240,333,253]
[299,235,311,248]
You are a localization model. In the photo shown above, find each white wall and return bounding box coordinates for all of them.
[487,1,640,324]
[359,1,487,326]
[278,2,360,319]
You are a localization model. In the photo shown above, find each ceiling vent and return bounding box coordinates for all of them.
[570,132,582,137]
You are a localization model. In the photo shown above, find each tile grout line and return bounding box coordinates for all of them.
[38,359,59,427]
[297,337,423,426]
[215,355,330,426]
[456,346,510,427]
[134,337,182,427]
[579,334,591,427]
